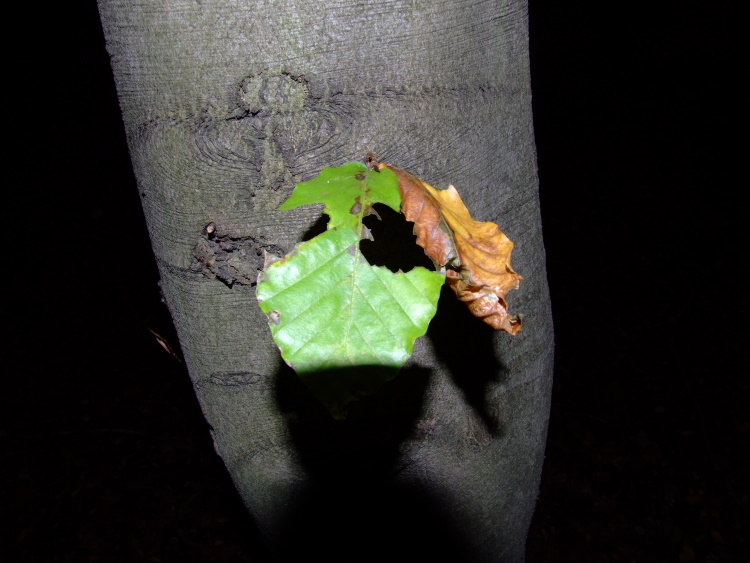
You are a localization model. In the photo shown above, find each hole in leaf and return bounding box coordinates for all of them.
[360,204,435,273]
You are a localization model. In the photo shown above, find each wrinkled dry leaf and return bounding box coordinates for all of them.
[381,164,522,334]
[380,165,456,267]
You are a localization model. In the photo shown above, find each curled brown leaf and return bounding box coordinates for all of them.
[380,165,456,267]
[381,163,522,333]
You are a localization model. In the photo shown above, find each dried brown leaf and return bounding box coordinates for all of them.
[382,164,522,333]
[380,165,455,267]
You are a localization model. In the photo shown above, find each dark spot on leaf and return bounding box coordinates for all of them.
[268,310,281,325]
[355,173,366,181]
[350,202,362,215]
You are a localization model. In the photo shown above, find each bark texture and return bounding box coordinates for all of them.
[98,0,553,560]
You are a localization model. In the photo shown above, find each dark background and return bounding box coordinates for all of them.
[8,1,745,561]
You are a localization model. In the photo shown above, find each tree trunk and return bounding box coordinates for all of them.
[97,0,553,560]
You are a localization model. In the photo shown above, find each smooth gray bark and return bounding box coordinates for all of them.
[98,0,553,560]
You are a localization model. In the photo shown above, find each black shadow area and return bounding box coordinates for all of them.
[428,284,508,436]
[271,364,474,561]
[359,203,436,273]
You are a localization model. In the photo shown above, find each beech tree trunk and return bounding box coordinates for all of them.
[98,1,553,560]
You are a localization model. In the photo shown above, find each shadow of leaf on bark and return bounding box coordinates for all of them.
[264,201,506,559]
[272,363,474,561]
[428,283,509,436]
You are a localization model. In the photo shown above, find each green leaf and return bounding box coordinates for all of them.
[257,162,445,417]
[279,161,401,230]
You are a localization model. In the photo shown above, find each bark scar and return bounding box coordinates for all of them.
[191,222,285,287]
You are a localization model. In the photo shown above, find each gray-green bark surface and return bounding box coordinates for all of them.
[98,0,553,560]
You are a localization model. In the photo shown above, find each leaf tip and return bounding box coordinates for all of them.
[365,152,380,170]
